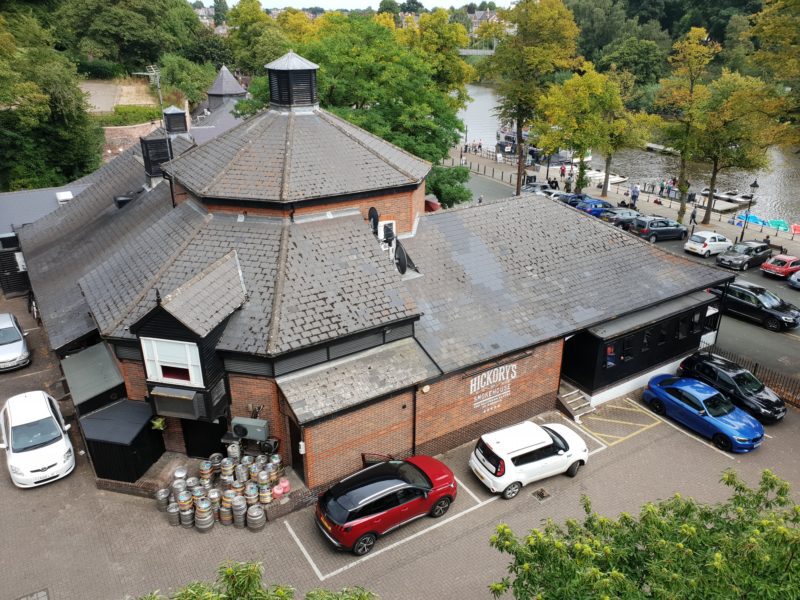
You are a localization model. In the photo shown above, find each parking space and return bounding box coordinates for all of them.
[578,398,662,447]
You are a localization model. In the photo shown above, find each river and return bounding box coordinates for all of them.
[459,84,800,223]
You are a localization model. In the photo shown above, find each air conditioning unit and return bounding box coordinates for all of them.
[231,417,269,441]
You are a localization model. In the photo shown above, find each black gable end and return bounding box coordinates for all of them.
[131,306,197,342]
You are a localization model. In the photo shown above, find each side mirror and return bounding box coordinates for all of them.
[64,424,71,431]
[557,450,565,455]
[698,410,706,416]
[23,332,29,337]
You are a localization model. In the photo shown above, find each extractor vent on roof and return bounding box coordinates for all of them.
[56,191,73,206]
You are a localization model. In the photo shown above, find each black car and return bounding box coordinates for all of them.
[716,241,772,271]
[678,352,787,423]
[710,279,800,331]
[599,208,640,231]
[629,215,688,242]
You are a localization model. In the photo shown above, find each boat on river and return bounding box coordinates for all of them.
[700,187,754,204]
[496,126,591,164]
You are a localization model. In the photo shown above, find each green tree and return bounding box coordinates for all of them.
[138,561,375,600]
[449,8,472,32]
[490,469,800,599]
[396,8,475,108]
[537,65,621,193]
[399,0,425,13]
[228,0,289,74]
[696,70,788,224]
[159,53,217,106]
[183,26,234,67]
[213,0,228,25]
[378,0,400,14]
[233,75,269,117]
[426,166,472,207]
[479,0,580,195]
[565,0,628,62]
[720,14,755,74]
[655,27,720,223]
[598,37,667,86]
[192,1,204,9]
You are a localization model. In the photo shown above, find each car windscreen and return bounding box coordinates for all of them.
[770,258,788,267]
[657,376,681,387]
[733,371,765,394]
[704,393,735,417]
[731,244,750,254]
[475,438,501,471]
[11,416,61,452]
[397,461,431,488]
[0,325,21,345]
[542,426,567,451]
[321,490,350,525]
[634,218,648,228]
[689,235,706,243]
[754,290,783,308]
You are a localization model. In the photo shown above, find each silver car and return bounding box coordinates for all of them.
[0,313,30,372]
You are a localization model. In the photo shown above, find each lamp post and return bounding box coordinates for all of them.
[739,179,759,242]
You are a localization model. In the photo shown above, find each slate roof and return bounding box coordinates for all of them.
[80,209,419,356]
[265,52,319,71]
[160,250,247,337]
[276,337,440,424]
[207,65,246,97]
[402,195,734,373]
[190,97,243,145]
[162,108,430,203]
[0,182,91,235]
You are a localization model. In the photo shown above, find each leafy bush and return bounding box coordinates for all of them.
[77,58,126,80]
[159,53,216,106]
[92,105,163,126]
[426,166,472,208]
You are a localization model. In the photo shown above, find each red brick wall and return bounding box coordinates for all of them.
[415,340,564,457]
[119,359,147,401]
[303,391,414,488]
[164,417,186,453]
[227,374,290,467]
[200,181,426,234]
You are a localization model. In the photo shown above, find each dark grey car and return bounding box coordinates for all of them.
[629,216,688,242]
[716,241,772,271]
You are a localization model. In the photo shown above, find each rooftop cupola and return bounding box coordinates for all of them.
[265,51,319,110]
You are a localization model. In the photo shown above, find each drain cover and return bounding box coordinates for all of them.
[532,488,550,502]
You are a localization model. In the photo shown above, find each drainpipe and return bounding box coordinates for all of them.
[412,387,417,455]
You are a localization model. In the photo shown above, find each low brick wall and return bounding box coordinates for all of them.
[103,121,158,162]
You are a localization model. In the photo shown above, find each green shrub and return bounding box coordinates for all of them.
[91,105,163,126]
[426,165,473,208]
[77,58,126,80]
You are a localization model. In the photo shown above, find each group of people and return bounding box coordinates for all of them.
[658,178,681,197]
[464,140,483,154]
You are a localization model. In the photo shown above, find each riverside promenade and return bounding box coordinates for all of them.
[446,146,800,256]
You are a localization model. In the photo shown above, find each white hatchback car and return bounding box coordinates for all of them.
[469,421,588,499]
[684,231,733,258]
[1,391,74,488]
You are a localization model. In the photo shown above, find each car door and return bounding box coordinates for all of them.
[737,289,764,321]
[650,220,665,239]
[713,371,744,408]
[383,488,428,532]
[755,245,771,266]
[512,445,563,484]
[353,492,401,535]
[692,362,718,387]
[665,388,709,434]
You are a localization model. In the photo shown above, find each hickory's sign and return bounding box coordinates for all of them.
[470,363,518,413]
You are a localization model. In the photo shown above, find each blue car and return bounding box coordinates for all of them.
[643,375,764,452]
[575,199,614,217]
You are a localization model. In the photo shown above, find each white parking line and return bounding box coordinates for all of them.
[284,521,325,581]
[454,476,482,505]
[764,433,773,439]
[2,368,51,380]
[624,398,735,460]
[23,327,40,333]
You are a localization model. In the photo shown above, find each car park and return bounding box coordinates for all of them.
[716,241,772,271]
[0,313,30,372]
[678,352,786,423]
[315,456,456,556]
[1,391,75,488]
[709,279,800,331]
[683,231,733,258]
[575,198,615,217]
[760,255,800,279]
[599,208,639,230]
[642,375,764,452]
[629,216,688,243]
[468,421,588,500]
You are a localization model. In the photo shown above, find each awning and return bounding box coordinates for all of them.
[61,343,124,411]
[277,337,440,424]
[80,399,154,446]
[588,292,716,341]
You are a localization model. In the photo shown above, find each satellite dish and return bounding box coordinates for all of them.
[368,207,379,236]
[395,242,408,275]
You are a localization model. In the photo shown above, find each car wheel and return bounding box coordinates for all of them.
[649,234,658,243]
[430,497,451,518]
[352,533,377,556]
[703,251,711,258]
[764,317,781,332]
[566,461,582,477]
[713,434,733,452]
[651,399,666,416]
[741,262,749,271]
[502,482,522,500]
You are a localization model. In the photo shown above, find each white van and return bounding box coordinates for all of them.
[468,421,588,499]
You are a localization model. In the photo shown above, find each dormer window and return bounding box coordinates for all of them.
[141,337,203,387]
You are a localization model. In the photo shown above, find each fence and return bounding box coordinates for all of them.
[444,156,519,186]
[699,343,800,409]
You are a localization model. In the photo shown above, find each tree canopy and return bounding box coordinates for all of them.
[490,469,800,599]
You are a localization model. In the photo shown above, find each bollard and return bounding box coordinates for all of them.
[492,167,495,178]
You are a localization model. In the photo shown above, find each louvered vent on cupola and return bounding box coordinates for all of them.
[265,51,319,108]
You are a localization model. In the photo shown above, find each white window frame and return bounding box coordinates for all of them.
[140,337,204,388]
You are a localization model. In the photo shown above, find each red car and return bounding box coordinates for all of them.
[315,456,457,555]
[761,255,800,278]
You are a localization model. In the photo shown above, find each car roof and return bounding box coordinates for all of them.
[692,231,717,238]
[693,352,743,373]
[731,279,768,292]
[480,421,550,455]
[0,313,14,328]
[4,391,52,425]
[739,241,763,247]
[770,254,798,261]
[327,460,416,510]
[673,378,721,400]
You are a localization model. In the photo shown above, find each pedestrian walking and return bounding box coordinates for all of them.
[631,184,640,209]
[478,194,483,204]
[689,207,698,225]
[560,164,566,180]
[659,180,665,197]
